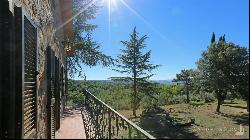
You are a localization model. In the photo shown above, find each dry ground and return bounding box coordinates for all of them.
[119,100,249,139]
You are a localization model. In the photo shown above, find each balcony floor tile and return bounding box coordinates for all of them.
[56,108,86,139]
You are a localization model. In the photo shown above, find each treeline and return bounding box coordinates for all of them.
[67,32,249,115]
[68,80,217,111]
[173,33,249,113]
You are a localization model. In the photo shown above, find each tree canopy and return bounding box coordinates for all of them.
[66,0,114,78]
[197,33,249,112]
[111,27,160,116]
[173,69,197,103]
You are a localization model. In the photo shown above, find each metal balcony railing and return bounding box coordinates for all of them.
[80,89,156,139]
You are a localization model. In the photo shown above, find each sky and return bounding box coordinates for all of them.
[78,0,249,80]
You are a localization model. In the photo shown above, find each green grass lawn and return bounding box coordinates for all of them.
[119,100,249,139]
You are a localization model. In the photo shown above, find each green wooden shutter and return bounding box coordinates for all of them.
[13,6,37,139]
[60,65,64,122]
[0,1,9,138]
[61,66,66,116]
[1,3,38,139]
[23,15,38,139]
[0,1,5,138]
[55,58,61,131]
[46,47,56,139]
[14,6,23,139]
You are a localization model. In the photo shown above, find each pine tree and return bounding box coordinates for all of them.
[211,32,216,43]
[66,0,114,78]
[111,27,160,116]
[173,69,196,103]
[222,34,226,42]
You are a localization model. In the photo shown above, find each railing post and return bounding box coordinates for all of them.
[108,111,112,139]
[84,90,88,109]
[137,130,141,139]
[95,110,99,139]
[128,124,132,139]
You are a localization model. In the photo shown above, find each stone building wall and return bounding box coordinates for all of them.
[8,0,67,138]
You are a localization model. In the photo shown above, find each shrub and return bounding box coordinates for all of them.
[68,91,85,106]
[190,94,202,102]
[168,95,186,104]
[141,96,158,111]
[96,88,131,110]
[203,92,215,103]
[141,96,165,115]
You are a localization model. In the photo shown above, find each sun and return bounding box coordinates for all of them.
[106,0,118,13]
[107,0,118,8]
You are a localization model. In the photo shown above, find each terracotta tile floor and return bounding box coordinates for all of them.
[55,108,86,139]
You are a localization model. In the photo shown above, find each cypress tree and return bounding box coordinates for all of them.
[211,32,216,43]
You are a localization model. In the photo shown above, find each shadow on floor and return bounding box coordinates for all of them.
[223,101,239,105]
[132,112,199,139]
[189,102,205,107]
[222,104,247,110]
[63,108,82,118]
[219,113,249,126]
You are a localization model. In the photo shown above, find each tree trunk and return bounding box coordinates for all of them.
[216,90,225,113]
[187,90,190,103]
[247,99,249,112]
[133,107,137,117]
[132,91,137,117]
[132,73,137,117]
[186,81,190,103]
[216,99,222,113]
[132,78,137,117]
[216,100,221,113]
[132,52,137,117]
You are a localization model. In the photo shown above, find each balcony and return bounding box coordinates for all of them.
[56,89,155,139]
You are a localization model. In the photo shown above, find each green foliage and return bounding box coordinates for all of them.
[68,80,132,110]
[67,0,114,78]
[157,84,181,105]
[168,95,186,104]
[189,94,202,102]
[228,46,249,101]
[141,96,159,112]
[211,32,215,43]
[68,91,85,106]
[203,92,215,103]
[197,33,249,112]
[111,27,160,116]
[96,86,131,110]
[68,80,188,110]
[173,69,197,103]
[67,78,247,113]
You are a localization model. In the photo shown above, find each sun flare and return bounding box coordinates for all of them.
[106,0,119,37]
[107,0,118,8]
